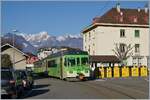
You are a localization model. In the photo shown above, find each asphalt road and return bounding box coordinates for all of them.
[21,77,149,99]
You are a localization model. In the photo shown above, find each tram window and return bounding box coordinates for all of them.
[68,58,76,66]
[48,60,57,67]
[64,58,67,67]
[81,57,88,65]
[77,58,80,65]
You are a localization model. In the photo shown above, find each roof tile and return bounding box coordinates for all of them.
[92,8,149,25]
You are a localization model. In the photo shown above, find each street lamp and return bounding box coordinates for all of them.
[12,29,18,69]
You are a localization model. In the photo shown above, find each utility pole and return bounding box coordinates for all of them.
[148,2,150,69]
[12,29,18,69]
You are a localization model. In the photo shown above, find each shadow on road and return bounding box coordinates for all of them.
[33,84,51,89]
[21,84,50,98]
[24,89,50,98]
[33,75,49,80]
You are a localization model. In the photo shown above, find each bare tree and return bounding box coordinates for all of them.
[112,43,134,66]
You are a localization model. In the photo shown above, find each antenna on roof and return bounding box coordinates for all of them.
[137,7,141,12]
[144,3,148,13]
[116,3,120,13]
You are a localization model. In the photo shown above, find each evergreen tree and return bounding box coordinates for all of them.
[1,54,13,68]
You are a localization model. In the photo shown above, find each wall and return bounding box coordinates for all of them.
[2,48,27,69]
[83,25,149,66]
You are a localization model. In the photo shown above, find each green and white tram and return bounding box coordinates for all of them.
[33,59,46,74]
[34,49,90,80]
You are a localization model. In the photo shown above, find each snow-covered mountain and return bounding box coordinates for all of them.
[2,33,37,53]
[2,31,83,53]
[20,31,83,49]
[20,31,50,42]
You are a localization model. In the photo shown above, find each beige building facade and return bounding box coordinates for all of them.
[82,5,149,67]
[1,43,28,69]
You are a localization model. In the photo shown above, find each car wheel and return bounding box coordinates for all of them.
[30,83,33,88]
[11,92,18,99]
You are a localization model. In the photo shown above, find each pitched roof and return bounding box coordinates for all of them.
[89,55,120,63]
[82,7,149,33]
[1,43,28,57]
[92,8,149,25]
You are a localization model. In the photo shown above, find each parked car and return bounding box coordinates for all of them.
[15,70,34,90]
[1,68,24,99]
[26,70,34,87]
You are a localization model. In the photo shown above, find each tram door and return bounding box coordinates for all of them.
[60,57,63,79]
[45,60,48,73]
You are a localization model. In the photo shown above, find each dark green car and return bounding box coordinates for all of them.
[15,70,34,89]
[1,68,24,99]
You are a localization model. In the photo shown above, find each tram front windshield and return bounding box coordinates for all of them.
[68,58,76,66]
[81,57,88,65]
[64,57,88,67]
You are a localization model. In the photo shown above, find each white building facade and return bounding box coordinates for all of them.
[37,50,52,60]
[82,5,149,67]
[37,48,59,60]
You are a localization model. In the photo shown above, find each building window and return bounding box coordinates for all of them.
[85,34,87,42]
[133,17,137,23]
[88,45,90,53]
[147,56,150,67]
[93,36,95,40]
[138,58,142,66]
[89,32,91,40]
[120,29,125,37]
[135,44,140,53]
[120,17,123,22]
[120,43,126,52]
[93,51,95,55]
[133,58,137,65]
[93,43,95,47]
[144,16,148,24]
[135,30,140,37]
[84,46,86,50]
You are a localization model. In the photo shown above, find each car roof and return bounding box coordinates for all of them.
[15,70,27,72]
[1,68,14,71]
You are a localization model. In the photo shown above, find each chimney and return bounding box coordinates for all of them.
[116,3,120,13]
[92,16,99,24]
[138,7,140,12]
[120,12,123,16]
[144,6,148,13]
[144,3,148,13]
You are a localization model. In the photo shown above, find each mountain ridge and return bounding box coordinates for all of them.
[2,32,83,53]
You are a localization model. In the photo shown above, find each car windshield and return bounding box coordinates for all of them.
[1,71,13,80]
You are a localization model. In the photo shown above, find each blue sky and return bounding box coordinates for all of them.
[1,1,148,36]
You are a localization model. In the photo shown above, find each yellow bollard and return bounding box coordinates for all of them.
[140,66,148,77]
[131,66,139,77]
[106,67,112,78]
[113,66,120,78]
[148,68,150,75]
[99,67,105,78]
[122,66,129,77]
